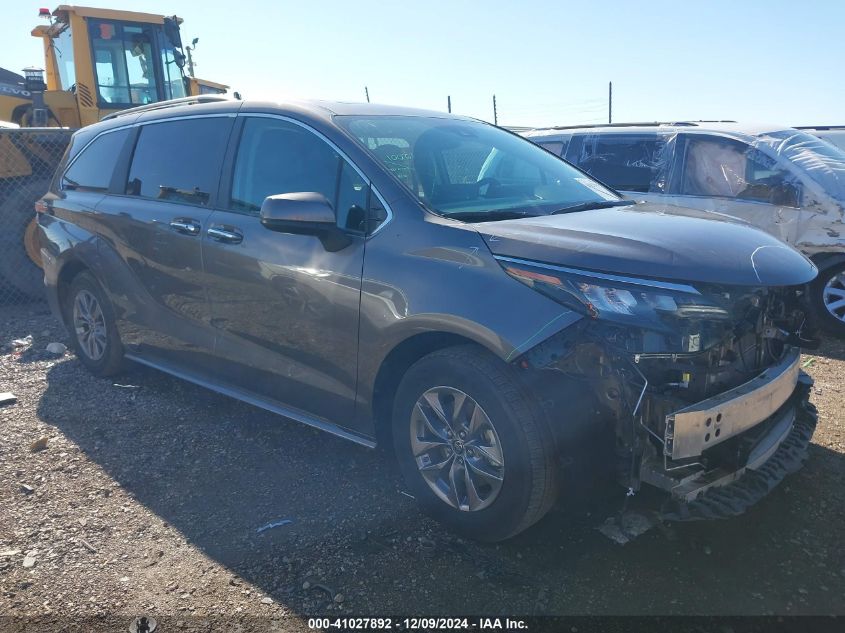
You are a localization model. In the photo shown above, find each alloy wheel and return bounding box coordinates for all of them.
[410,386,505,512]
[72,289,107,361]
[823,271,845,323]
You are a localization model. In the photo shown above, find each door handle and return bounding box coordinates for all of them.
[207,225,243,244]
[169,219,201,235]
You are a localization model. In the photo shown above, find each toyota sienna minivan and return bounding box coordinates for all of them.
[37,97,819,540]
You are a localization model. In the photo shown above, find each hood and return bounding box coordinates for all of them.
[477,202,817,287]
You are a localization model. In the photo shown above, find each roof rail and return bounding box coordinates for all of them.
[795,125,845,131]
[530,120,738,132]
[100,95,232,122]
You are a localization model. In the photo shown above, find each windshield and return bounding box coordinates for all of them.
[338,115,622,220]
[757,130,845,201]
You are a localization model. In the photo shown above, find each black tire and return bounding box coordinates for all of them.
[0,178,51,301]
[392,345,558,542]
[809,261,845,338]
[63,272,125,376]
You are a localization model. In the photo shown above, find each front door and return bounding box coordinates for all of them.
[201,115,371,429]
[659,134,804,246]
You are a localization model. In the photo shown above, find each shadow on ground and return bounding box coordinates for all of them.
[34,354,845,617]
[807,336,845,362]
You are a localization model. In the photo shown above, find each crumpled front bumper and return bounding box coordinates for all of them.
[639,349,817,520]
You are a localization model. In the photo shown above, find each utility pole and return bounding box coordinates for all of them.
[608,81,612,124]
[364,86,370,103]
[447,95,451,113]
[492,94,498,126]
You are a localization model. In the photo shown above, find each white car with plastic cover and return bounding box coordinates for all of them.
[524,122,845,336]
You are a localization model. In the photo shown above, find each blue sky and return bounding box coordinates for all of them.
[2,0,843,127]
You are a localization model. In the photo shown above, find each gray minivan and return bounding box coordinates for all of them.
[524,123,845,337]
[38,98,819,540]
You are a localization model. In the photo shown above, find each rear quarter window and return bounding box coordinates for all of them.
[62,128,131,191]
[126,117,233,206]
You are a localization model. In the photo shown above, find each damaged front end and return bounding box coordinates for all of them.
[501,256,820,520]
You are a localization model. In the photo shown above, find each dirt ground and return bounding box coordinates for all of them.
[1,303,843,630]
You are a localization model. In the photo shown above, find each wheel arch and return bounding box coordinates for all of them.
[55,258,92,323]
[810,251,845,273]
[808,251,845,336]
[369,331,487,447]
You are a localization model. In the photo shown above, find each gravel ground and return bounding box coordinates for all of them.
[1,303,844,630]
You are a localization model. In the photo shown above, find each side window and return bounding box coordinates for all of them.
[570,134,667,193]
[368,138,414,190]
[126,117,232,206]
[680,136,801,207]
[537,141,564,156]
[230,117,369,231]
[487,152,543,186]
[440,142,494,185]
[62,128,131,191]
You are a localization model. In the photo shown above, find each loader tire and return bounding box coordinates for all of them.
[0,178,50,302]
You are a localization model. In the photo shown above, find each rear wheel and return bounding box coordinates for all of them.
[63,272,125,376]
[810,262,845,338]
[392,346,557,541]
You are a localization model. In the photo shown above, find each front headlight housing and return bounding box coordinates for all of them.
[498,258,730,334]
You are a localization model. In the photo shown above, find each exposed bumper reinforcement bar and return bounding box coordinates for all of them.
[661,394,817,521]
[665,347,801,460]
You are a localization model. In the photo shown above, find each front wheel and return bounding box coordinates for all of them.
[810,262,845,338]
[392,346,558,541]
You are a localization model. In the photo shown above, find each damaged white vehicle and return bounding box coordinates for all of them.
[795,126,845,153]
[524,123,845,335]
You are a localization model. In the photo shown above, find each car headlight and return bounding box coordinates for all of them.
[498,258,730,332]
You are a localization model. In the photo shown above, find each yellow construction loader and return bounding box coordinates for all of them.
[0,5,228,300]
[1,5,228,127]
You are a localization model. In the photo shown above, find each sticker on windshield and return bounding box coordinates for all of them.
[575,177,617,201]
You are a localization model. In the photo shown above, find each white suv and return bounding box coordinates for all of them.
[524,122,845,336]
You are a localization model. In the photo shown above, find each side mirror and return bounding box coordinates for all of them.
[163,17,184,49]
[260,192,353,252]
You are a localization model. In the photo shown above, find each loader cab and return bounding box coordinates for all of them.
[188,77,229,96]
[87,19,187,106]
[33,5,189,127]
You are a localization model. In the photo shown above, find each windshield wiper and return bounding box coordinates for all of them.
[441,210,540,222]
[550,200,633,215]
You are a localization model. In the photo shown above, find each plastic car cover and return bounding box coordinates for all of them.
[568,129,845,255]
[756,130,845,202]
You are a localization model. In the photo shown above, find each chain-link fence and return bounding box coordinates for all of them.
[0,128,72,305]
